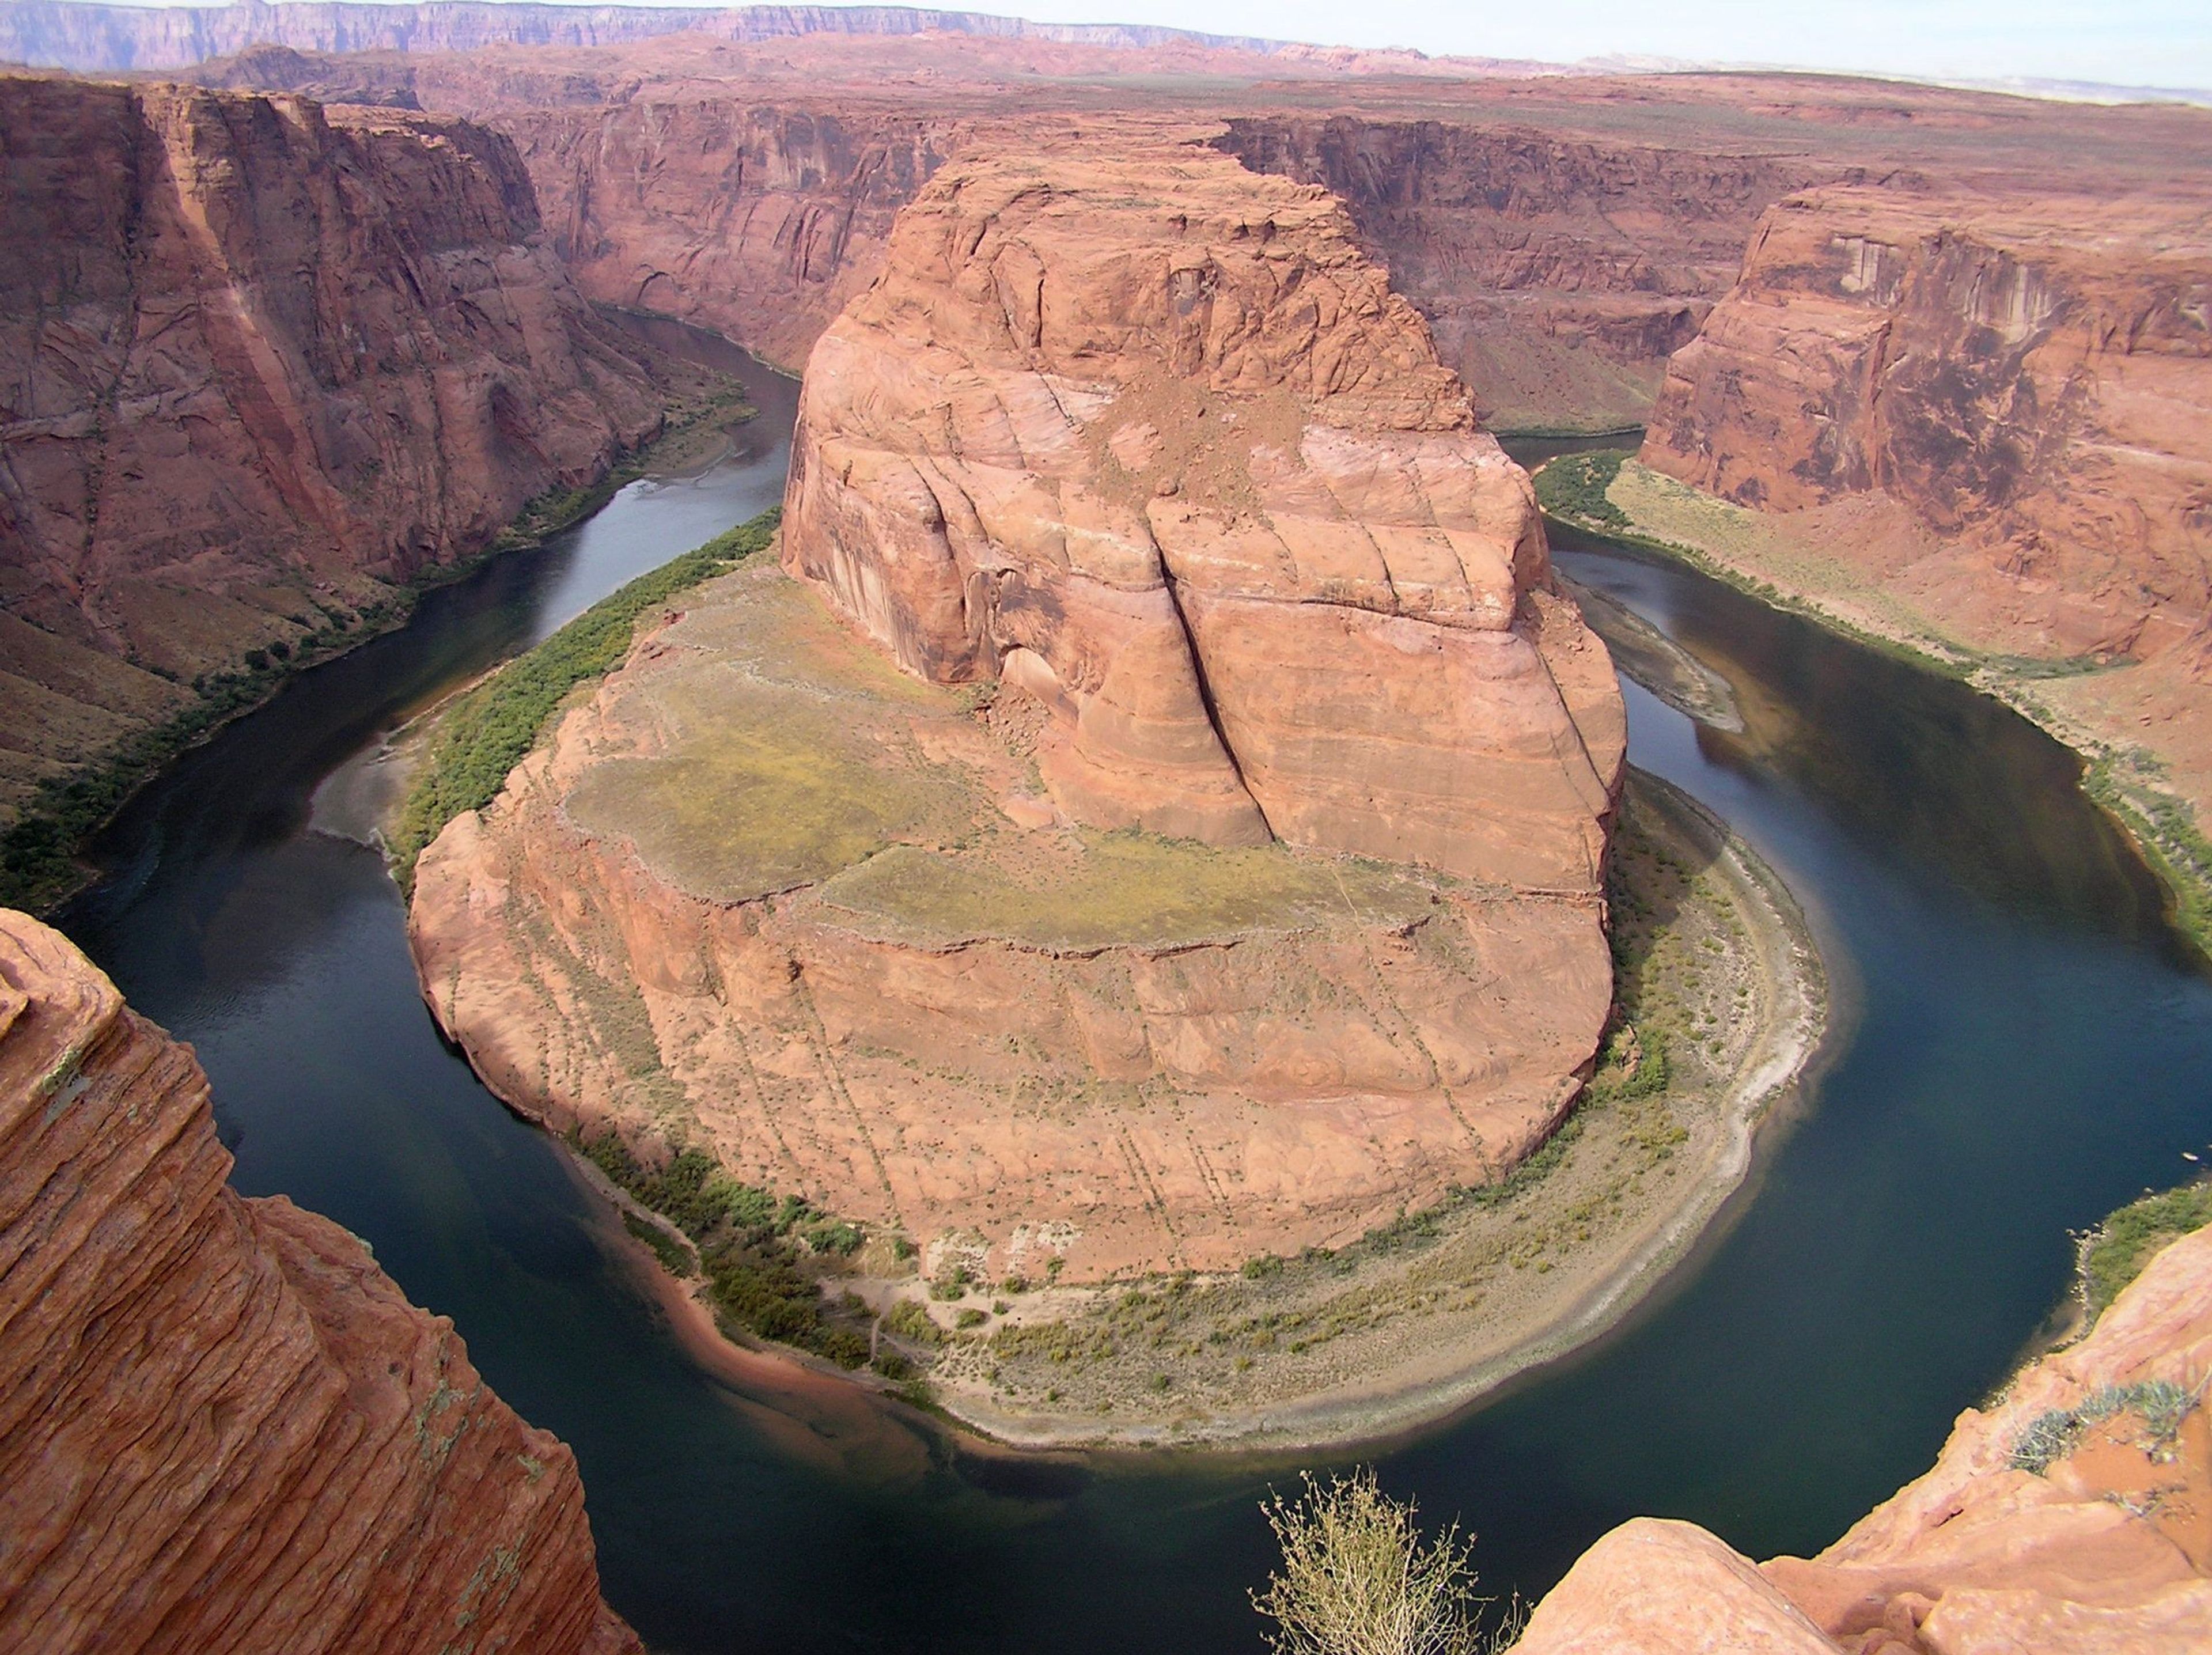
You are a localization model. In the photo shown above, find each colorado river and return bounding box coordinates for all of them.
[51,384,2212,1653]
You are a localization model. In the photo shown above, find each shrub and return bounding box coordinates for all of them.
[2008,1378,2203,1475]
[1531,450,1632,532]
[1252,1470,1480,1655]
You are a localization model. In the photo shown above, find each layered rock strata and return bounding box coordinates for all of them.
[0,77,686,822]
[1516,1219,2212,1654]
[410,133,1622,1286]
[1213,118,1815,433]
[410,558,1614,1283]
[782,132,1626,891]
[1642,187,2212,667]
[0,908,640,1655]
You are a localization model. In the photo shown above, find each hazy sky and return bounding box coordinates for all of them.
[1015,1,2205,88]
[83,1,2212,90]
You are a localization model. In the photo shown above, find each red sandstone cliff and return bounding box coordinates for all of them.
[1213,118,1816,433]
[0,908,641,1654]
[1642,187,2212,666]
[0,76,692,825]
[781,127,1625,891]
[1515,1220,2212,1654]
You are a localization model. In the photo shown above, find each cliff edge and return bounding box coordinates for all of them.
[0,908,641,1655]
[1516,1217,2212,1654]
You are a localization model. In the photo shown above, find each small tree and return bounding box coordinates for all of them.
[1251,1469,1483,1655]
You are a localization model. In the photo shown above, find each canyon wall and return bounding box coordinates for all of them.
[1516,1217,2212,1654]
[1641,187,2212,664]
[782,128,1624,889]
[497,99,956,372]
[0,908,640,1655]
[0,77,683,825]
[1214,117,1813,432]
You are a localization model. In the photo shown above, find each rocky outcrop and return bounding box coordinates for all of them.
[782,130,1624,891]
[1641,187,2212,665]
[409,555,1613,1285]
[0,76,688,823]
[0,908,640,1655]
[1214,118,1815,433]
[1514,1219,2212,1654]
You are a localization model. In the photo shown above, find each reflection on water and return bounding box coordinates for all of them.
[43,401,2212,1653]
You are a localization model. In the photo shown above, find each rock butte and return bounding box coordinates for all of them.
[0,910,639,1655]
[782,132,1626,889]
[1516,1218,2212,1655]
[0,75,694,825]
[408,132,1626,1283]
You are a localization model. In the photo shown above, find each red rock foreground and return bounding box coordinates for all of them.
[1516,1221,2212,1655]
[411,131,1623,1286]
[0,910,638,1655]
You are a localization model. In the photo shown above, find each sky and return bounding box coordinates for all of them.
[73,1,2212,92]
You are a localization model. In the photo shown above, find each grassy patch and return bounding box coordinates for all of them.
[819,834,1435,950]
[391,509,779,888]
[573,1127,874,1368]
[2084,757,2212,955]
[2080,1176,2212,1320]
[1532,449,1633,531]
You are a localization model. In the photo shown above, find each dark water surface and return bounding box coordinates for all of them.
[52,407,2212,1652]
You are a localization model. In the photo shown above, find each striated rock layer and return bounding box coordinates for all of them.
[0,909,639,1655]
[1642,187,2212,668]
[782,128,1626,892]
[0,76,688,823]
[1516,1219,2212,1655]
[408,130,1622,1286]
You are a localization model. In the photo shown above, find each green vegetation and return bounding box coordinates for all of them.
[2084,756,2212,955]
[2078,1176,2212,1320]
[0,594,400,911]
[1531,448,1632,532]
[572,1126,873,1369]
[1252,1468,1520,1655]
[819,834,1434,951]
[2008,1378,2202,1475]
[0,388,757,915]
[391,509,779,887]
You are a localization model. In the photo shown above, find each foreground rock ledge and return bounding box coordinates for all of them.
[1516,1219,2212,1655]
[0,910,639,1655]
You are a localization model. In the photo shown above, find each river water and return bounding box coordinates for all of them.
[51,390,2212,1652]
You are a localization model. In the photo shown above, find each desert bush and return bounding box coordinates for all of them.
[1252,1470,1484,1655]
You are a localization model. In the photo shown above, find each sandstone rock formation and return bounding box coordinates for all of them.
[409,557,1614,1284]
[0,908,640,1655]
[1515,1219,2212,1654]
[1214,118,1814,433]
[0,76,691,824]
[407,131,1623,1289]
[1642,187,2212,668]
[782,131,1626,891]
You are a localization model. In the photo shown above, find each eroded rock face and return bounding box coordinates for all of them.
[0,910,640,1655]
[1642,188,2212,665]
[501,99,957,372]
[409,558,1613,1283]
[782,131,1625,892]
[1214,117,1814,433]
[0,76,679,820]
[1516,1220,2212,1655]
